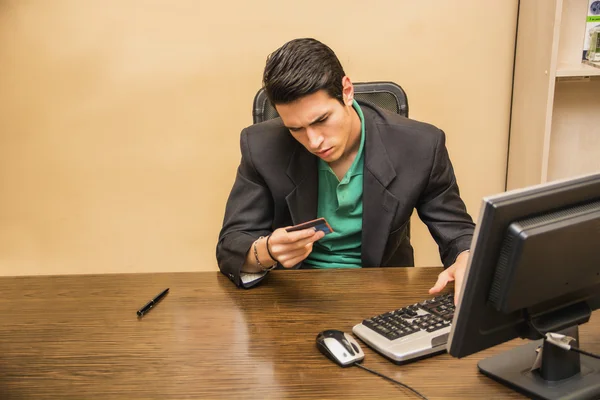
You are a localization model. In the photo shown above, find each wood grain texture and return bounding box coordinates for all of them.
[0,268,597,399]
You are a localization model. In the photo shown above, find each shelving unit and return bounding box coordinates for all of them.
[507,0,600,190]
[556,62,600,77]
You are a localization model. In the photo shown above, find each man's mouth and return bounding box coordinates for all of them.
[316,147,332,156]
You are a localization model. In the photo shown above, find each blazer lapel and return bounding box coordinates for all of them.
[362,110,399,267]
[285,144,319,225]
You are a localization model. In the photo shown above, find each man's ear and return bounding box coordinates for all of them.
[341,76,354,106]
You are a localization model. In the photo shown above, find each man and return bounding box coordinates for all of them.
[217,38,474,298]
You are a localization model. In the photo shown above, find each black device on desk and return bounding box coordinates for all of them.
[448,172,600,400]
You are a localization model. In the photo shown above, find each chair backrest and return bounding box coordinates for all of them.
[252,81,408,124]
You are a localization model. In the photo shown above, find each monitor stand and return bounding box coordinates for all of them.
[478,326,600,400]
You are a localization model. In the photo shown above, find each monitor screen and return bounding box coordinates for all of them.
[447,172,600,400]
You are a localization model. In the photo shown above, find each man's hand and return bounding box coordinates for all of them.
[267,227,325,268]
[428,250,470,305]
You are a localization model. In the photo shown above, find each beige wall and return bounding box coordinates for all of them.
[0,0,517,276]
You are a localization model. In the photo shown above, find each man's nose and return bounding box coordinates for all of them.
[306,128,323,150]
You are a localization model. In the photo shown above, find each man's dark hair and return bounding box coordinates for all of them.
[263,38,346,105]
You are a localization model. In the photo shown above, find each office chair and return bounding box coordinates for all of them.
[252,81,408,124]
[251,81,411,241]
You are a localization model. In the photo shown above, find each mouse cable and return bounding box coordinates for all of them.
[354,362,428,400]
[528,321,600,360]
[570,347,600,360]
[544,332,600,360]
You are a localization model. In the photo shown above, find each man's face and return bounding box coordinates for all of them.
[275,78,356,164]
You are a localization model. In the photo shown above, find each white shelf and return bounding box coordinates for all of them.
[548,79,600,182]
[508,0,600,191]
[556,62,600,77]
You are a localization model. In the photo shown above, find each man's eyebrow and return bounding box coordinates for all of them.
[284,113,329,130]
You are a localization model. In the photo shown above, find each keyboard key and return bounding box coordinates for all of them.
[426,324,446,332]
[362,319,376,328]
[386,331,399,340]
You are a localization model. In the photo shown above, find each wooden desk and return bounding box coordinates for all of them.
[0,268,598,399]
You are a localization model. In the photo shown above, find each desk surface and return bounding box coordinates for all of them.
[0,268,598,399]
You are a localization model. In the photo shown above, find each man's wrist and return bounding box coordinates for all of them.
[448,249,470,268]
[457,249,470,260]
[254,237,277,271]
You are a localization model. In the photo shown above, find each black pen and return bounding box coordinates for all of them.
[136,288,169,317]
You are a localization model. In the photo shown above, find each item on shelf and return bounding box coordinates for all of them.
[587,25,600,62]
[583,0,600,60]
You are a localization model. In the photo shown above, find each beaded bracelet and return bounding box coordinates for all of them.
[253,236,277,271]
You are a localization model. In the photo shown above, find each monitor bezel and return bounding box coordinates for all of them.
[447,172,600,358]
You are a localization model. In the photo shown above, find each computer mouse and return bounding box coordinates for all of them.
[316,329,365,367]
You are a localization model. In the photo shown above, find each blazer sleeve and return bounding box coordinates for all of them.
[416,129,475,267]
[216,128,275,288]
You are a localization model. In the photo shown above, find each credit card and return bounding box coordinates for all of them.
[285,217,334,235]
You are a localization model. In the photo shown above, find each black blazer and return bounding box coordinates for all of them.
[217,101,475,288]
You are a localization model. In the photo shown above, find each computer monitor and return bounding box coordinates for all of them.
[448,172,600,400]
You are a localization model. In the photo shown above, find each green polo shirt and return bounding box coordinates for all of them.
[303,100,365,269]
